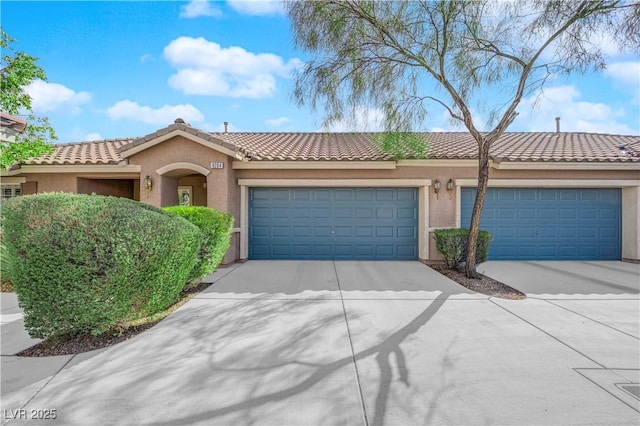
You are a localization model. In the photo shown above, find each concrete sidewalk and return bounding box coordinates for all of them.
[2,261,639,425]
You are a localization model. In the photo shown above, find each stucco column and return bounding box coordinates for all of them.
[622,186,640,262]
[139,170,161,207]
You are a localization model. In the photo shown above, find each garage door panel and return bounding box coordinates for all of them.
[313,208,331,219]
[376,207,394,219]
[355,189,374,201]
[461,188,620,260]
[355,245,374,256]
[334,207,352,218]
[355,207,374,219]
[355,226,374,237]
[334,226,353,237]
[397,207,416,219]
[397,226,416,238]
[314,190,332,201]
[313,245,332,256]
[398,245,417,257]
[334,189,352,201]
[250,187,417,260]
[397,188,417,201]
[293,189,311,200]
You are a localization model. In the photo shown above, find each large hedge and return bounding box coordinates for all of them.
[433,228,493,269]
[1,193,202,339]
[163,206,234,280]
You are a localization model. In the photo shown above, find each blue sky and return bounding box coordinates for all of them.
[2,0,639,143]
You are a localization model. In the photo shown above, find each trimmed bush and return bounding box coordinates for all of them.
[163,206,234,280]
[1,193,202,339]
[0,241,13,283]
[433,228,492,269]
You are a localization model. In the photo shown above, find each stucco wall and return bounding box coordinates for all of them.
[622,186,640,262]
[127,136,241,264]
[77,178,135,199]
[21,173,78,193]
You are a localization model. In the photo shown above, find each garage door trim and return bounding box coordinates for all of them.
[454,179,637,230]
[239,179,431,260]
[460,187,621,260]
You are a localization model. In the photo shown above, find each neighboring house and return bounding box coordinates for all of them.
[0,112,27,143]
[1,112,28,199]
[1,118,639,264]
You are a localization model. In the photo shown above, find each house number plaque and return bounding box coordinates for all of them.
[210,162,224,169]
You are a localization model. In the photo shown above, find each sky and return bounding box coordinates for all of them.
[2,0,639,144]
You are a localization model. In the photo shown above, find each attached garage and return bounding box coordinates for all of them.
[461,187,621,260]
[249,187,418,260]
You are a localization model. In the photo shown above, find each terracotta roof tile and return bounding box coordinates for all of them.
[21,126,640,166]
[0,112,27,133]
[24,138,135,165]
[211,132,395,161]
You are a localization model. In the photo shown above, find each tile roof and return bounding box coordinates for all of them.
[0,112,27,133]
[20,122,640,166]
[212,132,395,161]
[24,138,135,165]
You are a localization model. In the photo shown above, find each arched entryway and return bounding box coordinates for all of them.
[156,162,210,207]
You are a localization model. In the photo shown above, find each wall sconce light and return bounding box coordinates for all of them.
[144,175,152,191]
[433,179,441,199]
[446,178,455,192]
[446,178,455,199]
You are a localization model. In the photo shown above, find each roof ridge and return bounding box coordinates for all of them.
[53,137,137,146]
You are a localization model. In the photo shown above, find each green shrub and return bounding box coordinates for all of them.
[164,206,234,280]
[1,193,202,339]
[1,241,13,283]
[433,228,493,269]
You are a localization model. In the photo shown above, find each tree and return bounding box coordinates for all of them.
[1,29,55,169]
[286,0,639,277]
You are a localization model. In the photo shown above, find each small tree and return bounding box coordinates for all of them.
[0,29,55,169]
[286,0,639,277]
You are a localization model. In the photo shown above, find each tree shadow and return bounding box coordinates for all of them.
[9,261,460,425]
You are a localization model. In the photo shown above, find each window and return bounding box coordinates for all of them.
[1,185,21,199]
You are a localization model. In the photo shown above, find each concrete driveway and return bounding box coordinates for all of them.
[1,260,639,425]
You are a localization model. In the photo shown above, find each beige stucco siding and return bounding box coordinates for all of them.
[128,135,241,264]
[622,186,640,262]
[20,173,78,194]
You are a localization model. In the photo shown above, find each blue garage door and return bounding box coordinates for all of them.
[461,188,621,260]
[250,187,418,260]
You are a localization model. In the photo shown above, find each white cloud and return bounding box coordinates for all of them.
[107,100,204,126]
[265,116,291,127]
[85,132,103,141]
[227,0,284,16]
[25,80,91,114]
[605,62,640,95]
[323,106,385,132]
[515,85,636,134]
[140,54,153,63]
[180,0,222,18]
[163,36,302,98]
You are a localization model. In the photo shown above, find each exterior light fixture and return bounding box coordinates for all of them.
[144,175,152,191]
[446,178,455,200]
[446,179,455,192]
[433,179,441,199]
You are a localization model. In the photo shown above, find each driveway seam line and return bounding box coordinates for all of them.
[332,260,369,426]
[14,353,77,415]
[543,299,640,341]
[573,368,640,414]
[489,299,607,369]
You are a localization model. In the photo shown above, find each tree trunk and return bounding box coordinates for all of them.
[464,142,491,279]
